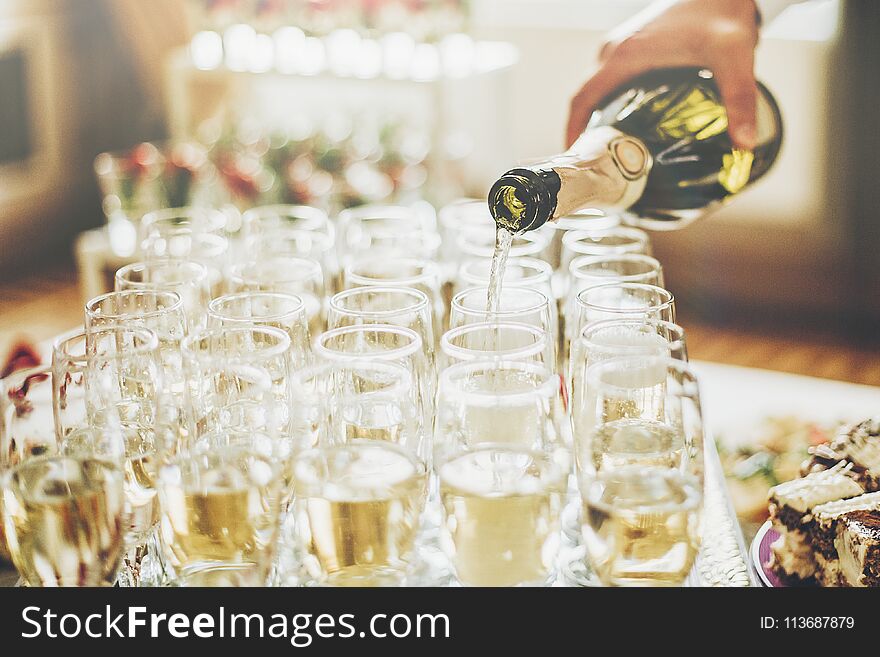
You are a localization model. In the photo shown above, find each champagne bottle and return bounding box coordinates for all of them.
[489,67,783,232]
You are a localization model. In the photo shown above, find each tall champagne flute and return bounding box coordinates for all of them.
[455,224,551,262]
[337,204,436,264]
[229,256,326,338]
[242,204,333,240]
[572,283,675,350]
[290,359,428,586]
[115,260,211,332]
[455,256,554,300]
[208,292,312,369]
[244,229,339,295]
[435,361,569,586]
[576,356,704,586]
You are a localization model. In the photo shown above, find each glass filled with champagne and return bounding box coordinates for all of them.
[291,357,429,587]
[157,440,284,586]
[575,355,704,586]
[435,360,570,586]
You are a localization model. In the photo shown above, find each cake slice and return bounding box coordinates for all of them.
[803,418,880,491]
[810,491,880,586]
[767,463,863,584]
[836,510,880,587]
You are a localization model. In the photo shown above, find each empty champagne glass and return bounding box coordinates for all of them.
[576,356,704,587]
[115,260,211,332]
[434,360,569,586]
[337,204,436,262]
[456,224,550,262]
[455,256,554,300]
[229,256,326,337]
[244,229,339,294]
[208,292,312,369]
[439,322,554,372]
[241,204,332,241]
[157,438,284,586]
[438,198,495,279]
[181,326,293,441]
[540,210,621,270]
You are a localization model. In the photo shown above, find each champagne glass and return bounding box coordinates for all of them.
[85,290,189,439]
[450,287,556,356]
[2,453,126,587]
[290,359,428,587]
[434,360,569,586]
[344,257,444,333]
[115,260,211,332]
[314,324,432,428]
[438,198,495,279]
[244,229,339,295]
[439,322,554,372]
[141,210,230,297]
[229,256,326,338]
[564,253,664,329]
[576,356,704,587]
[208,292,312,369]
[328,286,435,367]
[571,283,675,350]
[560,226,651,275]
[181,326,293,442]
[455,256,554,300]
[455,224,550,262]
[242,204,333,240]
[157,438,284,586]
[52,327,163,440]
[59,424,171,587]
[541,209,620,270]
[337,204,436,262]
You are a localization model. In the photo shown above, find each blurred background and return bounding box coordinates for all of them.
[1,0,878,351]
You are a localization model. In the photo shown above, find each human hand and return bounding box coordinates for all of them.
[566,0,761,149]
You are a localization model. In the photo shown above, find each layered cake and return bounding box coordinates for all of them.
[767,463,863,584]
[810,491,880,586]
[836,511,880,587]
[802,418,880,491]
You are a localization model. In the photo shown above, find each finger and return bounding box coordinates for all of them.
[711,41,758,150]
[566,61,643,148]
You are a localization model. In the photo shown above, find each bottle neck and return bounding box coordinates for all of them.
[489,127,651,232]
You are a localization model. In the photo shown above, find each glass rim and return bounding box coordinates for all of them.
[85,289,184,322]
[455,226,550,257]
[438,198,494,229]
[181,325,292,362]
[568,253,663,280]
[53,325,160,363]
[230,256,323,285]
[247,227,335,250]
[452,285,551,319]
[291,359,414,397]
[582,466,702,515]
[338,203,419,224]
[459,256,553,288]
[579,318,686,353]
[328,286,430,319]
[208,291,307,324]
[115,260,209,288]
[314,324,423,362]
[242,203,329,229]
[544,210,620,232]
[575,282,674,314]
[141,206,227,234]
[344,257,439,287]
[439,359,559,407]
[441,322,550,362]
[562,225,649,246]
